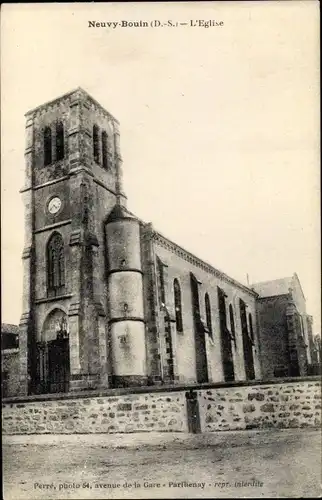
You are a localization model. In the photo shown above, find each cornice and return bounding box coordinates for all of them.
[35,294,73,305]
[107,268,143,276]
[34,219,72,234]
[24,89,78,116]
[109,317,145,325]
[20,168,127,199]
[21,175,70,193]
[93,176,127,200]
[152,231,258,297]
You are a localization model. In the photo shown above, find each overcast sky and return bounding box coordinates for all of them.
[1,2,320,333]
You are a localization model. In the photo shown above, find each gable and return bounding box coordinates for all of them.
[251,277,292,298]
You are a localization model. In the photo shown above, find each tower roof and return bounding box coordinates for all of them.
[25,87,119,124]
[105,204,137,223]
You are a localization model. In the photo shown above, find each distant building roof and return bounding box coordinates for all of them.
[1,324,20,335]
[1,324,19,350]
[251,277,292,298]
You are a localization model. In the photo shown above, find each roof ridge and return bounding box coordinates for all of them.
[251,276,292,286]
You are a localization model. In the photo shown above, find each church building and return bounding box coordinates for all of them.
[5,88,314,397]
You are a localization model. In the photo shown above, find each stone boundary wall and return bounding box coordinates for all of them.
[2,391,187,435]
[198,380,321,432]
[2,377,320,435]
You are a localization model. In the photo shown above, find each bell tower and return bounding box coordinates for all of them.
[19,87,126,395]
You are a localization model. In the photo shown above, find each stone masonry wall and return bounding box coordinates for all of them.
[2,391,187,435]
[2,379,320,435]
[2,350,20,398]
[199,380,321,432]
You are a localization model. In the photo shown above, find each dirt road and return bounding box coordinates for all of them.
[3,428,321,499]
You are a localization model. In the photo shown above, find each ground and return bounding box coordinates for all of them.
[3,428,321,499]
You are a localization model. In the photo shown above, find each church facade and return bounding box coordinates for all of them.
[9,88,314,397]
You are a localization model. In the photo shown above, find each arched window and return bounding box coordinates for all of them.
[101,130,109,170]
[47,233,65,297]
[205,293,213,339]
[229,304,236,347]
[56,122,64,161]
[248,313,254,343]
[93,125,100,163]
[44,126,52,166]
[174,279,183,332]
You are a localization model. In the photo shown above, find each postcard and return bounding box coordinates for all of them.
[1,2,320,499]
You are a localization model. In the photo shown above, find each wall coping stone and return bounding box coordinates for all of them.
[2,376,320,405]
[2,348,20,355]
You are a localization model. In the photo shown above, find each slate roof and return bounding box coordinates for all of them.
[251,277,293,298]
[106,204,135,223]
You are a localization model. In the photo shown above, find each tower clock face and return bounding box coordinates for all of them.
[47,196,62,214]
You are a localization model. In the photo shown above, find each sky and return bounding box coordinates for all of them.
[1,2,320,333]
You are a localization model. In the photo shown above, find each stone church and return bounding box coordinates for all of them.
[3,88,316,398]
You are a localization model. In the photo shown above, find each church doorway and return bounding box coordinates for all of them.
[190,274,208,384]
[35,309,70,394]
[218,287,235,382]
